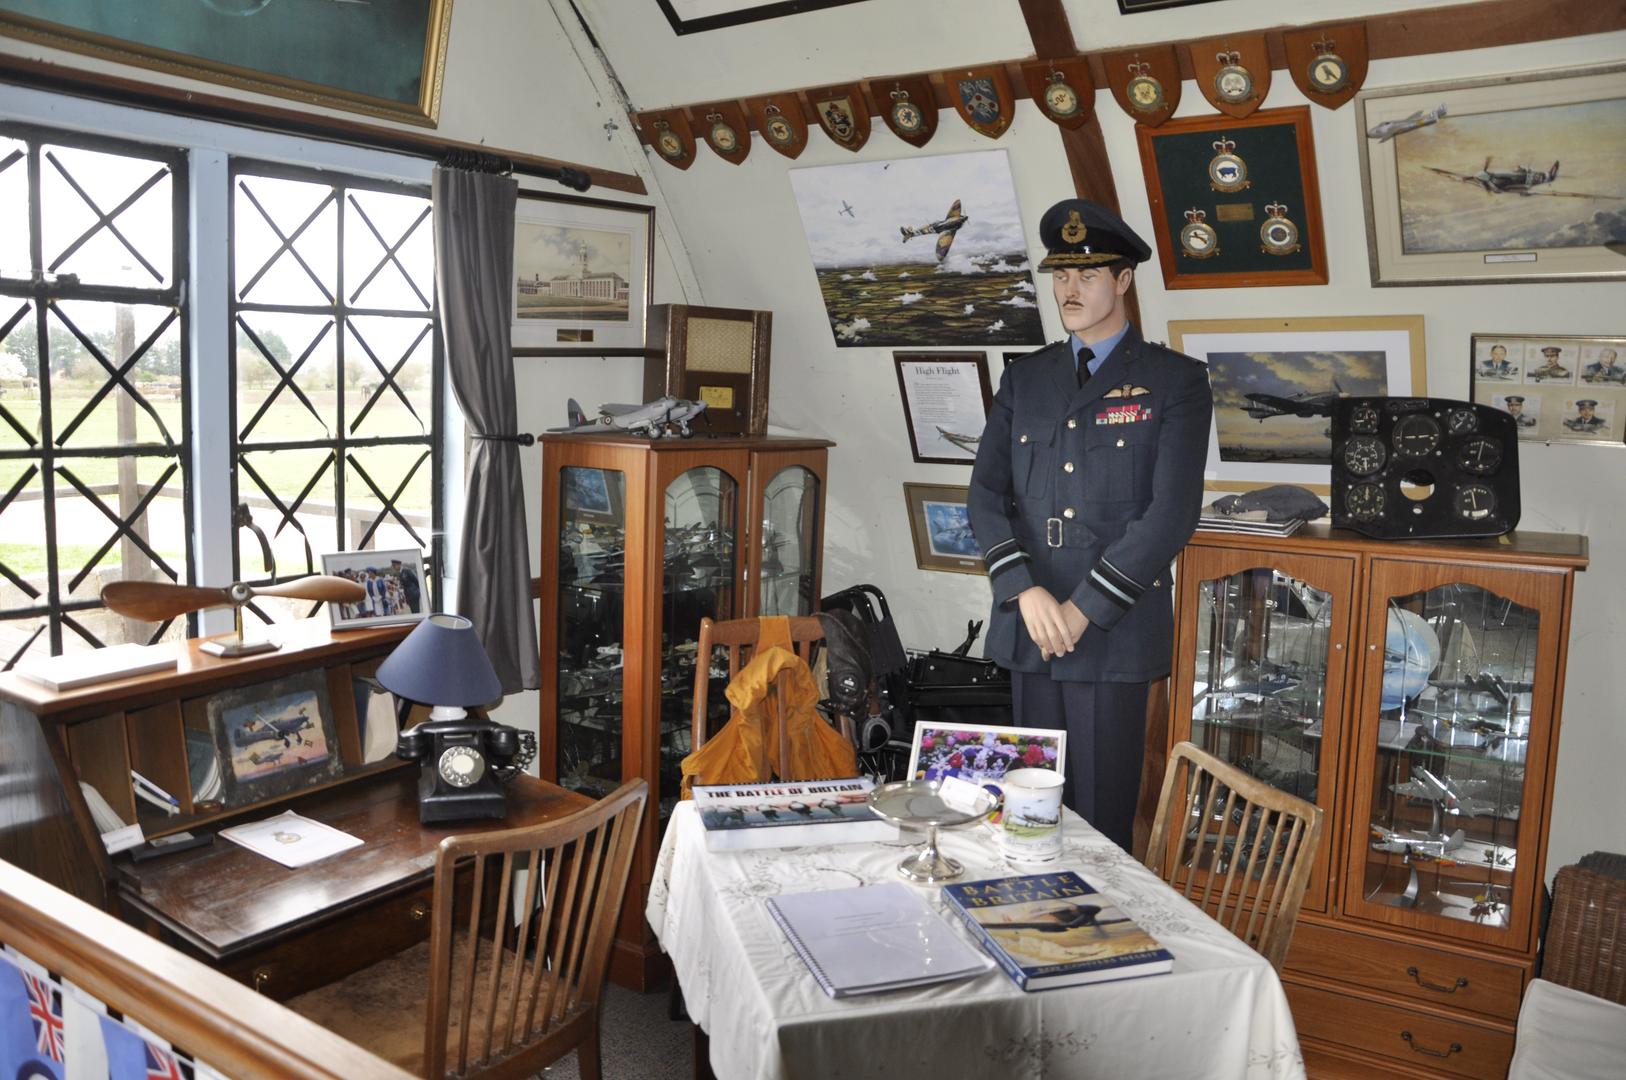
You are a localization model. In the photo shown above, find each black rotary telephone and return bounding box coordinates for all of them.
[395,713,536,824]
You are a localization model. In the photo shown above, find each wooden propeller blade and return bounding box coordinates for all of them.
[252,575,365,603]
[100,582,233,621]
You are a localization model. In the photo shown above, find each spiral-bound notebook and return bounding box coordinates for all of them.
[765,883,993,998]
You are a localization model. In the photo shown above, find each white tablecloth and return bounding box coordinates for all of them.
[647,802,1305,1080]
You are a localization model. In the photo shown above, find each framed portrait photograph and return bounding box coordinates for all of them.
[321,548,428,629]
[1356,63,1626,286]
[893,352,992,465]
[1135,107,1328,290]
[906,721,1065,816]
[206,670,342,809]
[1471,333,1626,448]
[513,191,654,355]
[1170,315,1427,492]
[903,483,982,575]
[0,0,451,126]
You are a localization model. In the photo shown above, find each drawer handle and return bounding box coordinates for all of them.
[1406,966,1469,994]
[1401,1031,1463,1059]
[252,968,271,994]
[410,902,430,922]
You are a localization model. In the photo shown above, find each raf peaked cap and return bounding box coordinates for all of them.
[1036,198,1151,271]
[1577,399,1598,407]
[1542,346,1563,356]
[1505,395,1525,404]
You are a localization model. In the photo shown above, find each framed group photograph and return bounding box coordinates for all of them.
[1470,333,1626,447]
[1135,107,1328,290]
[902,483,982,574]
[206,670,342,809]
[321,548,428,629]
[906,721,1065,805]
[1170,315,1427,492]
[1356,63,1626,286]
[893,352,992,465]
[512,191,654,355]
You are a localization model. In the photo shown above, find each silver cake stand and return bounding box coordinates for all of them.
[867,779,997,884]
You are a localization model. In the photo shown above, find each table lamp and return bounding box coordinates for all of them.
[378,614,525,823]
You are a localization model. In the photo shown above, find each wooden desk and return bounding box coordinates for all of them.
[119,772,589,999]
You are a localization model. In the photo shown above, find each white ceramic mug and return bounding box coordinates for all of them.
[998,768,1064,864]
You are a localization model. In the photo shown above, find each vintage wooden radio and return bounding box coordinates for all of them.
[643,303,771,435]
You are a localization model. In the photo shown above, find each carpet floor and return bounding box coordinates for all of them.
[539,983,692,1080]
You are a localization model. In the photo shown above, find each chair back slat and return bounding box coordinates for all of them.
[421,780,649,1079]
[1145,742,1323,972]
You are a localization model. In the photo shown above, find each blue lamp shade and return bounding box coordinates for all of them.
[376,614,503,707]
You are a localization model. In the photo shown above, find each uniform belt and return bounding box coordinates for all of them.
[1044,517,1087,548]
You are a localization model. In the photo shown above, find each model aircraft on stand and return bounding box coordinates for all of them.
[551,397,709,439]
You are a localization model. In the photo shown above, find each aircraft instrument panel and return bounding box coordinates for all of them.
[1330,397,1519,539]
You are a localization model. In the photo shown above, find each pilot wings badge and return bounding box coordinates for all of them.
[1103,384,1152,399]
[949,66,1013,139]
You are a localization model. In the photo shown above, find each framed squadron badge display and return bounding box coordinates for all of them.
[1135,108,1328,289]
[1470,333,1626,448]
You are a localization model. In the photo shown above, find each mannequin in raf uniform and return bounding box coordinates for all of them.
[969,199,1213,851]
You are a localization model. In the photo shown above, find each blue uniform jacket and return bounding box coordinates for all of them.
[969,326,1213,682]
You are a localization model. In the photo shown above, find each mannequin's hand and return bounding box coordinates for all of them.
[1060,599,1089,647]
[1018,587,1073,661]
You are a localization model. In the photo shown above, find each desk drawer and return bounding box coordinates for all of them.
[220,884,434,1001]
[1286,921,1525,1022]
[1287,981,1513,1079]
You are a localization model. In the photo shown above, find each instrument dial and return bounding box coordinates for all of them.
[1341,435,1388,477]
[1350,404,1381,434]
[1346,482,1385,522]
[1447,407,1479,435]
[1454,484,1497,521]
[437,744,486,789]
[1456,435,1503,476]
[1392,414,1442,457]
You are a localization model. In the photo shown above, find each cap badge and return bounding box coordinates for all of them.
[1060,211,1088,244]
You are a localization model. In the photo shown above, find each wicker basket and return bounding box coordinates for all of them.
[1542,864,1626,1005]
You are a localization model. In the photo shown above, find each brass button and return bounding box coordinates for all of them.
[1063,508,1076,520]
[1063,462,1075,473]
[1067,418,1078,429]
[1154,578,1163,587]
[1116,438,1126,448]
[1019,434,1029,444]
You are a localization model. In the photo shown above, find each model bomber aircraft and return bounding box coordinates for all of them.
[900,199,968,261]
[1422,158,1623,199]
[1241,380,1345,421]
[1390,766,1498,818]
[551,397,708,439]
[1366,103,1447,142]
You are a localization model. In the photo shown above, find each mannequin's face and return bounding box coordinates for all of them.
[1051,266,1131,341]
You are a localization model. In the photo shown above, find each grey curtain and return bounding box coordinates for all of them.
[432,166,539,693]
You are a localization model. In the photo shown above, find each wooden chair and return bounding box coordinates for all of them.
[1144,741,1322,972]
[287,780,648,1080]
[691,615,854,765]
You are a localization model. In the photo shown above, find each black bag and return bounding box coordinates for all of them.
[907,621,1012,732]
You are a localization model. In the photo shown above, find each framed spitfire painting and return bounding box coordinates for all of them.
[1135,107,1328,290]
[1357,63,1626,285]
[512,191,654,356]
[1169,316,1427,493]
[1470,333,1626,448]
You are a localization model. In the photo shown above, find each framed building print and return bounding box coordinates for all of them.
[903,483,982,574]
[1357,63,1626,286]
[513,191,654,356]
[893,352,992,465]
[1170,315,1427,492]
[1135,107,1328,290]
[1470,333,1626,447]
[0,0,452,127]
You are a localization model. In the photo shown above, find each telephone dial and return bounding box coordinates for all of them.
[396,714,536,824]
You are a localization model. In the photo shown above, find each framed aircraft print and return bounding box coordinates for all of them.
[1357,63,1626,286]
[206,670,342,809]
[1170,316,1427,492]
[903,483,982,575]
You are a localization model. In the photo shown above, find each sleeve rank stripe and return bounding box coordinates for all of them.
[988,550,1030,578]
[1097,556,1145,599]
[1088,567,1135,611]
[982,538,1019,566]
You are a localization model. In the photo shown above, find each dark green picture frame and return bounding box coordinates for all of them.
[1135,107,1328,290]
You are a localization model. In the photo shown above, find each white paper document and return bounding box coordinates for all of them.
[218,810,363,868]
[765,883,993,998]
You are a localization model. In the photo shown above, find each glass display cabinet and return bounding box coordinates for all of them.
[537,432,831,989]
[1172,527,1586,1079]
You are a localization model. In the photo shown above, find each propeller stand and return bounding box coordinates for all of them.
[199,584,279,657]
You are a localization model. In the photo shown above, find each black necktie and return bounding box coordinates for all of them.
[1076,347,1094,388]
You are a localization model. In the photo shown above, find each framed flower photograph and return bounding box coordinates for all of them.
[906,721,1065,819]
[206,670,343,808]
[1470,332,1626,448]
[321,548,428,629]
[1170,315,1427,492]
[512,191,653,355]
[902,483,982,574]
[1356,63,1626,286]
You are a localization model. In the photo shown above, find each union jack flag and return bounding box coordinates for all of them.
[23,972,64,1062]
[145,1043,186,1080]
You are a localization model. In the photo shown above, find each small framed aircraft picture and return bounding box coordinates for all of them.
[513,190,654,355]
[205,670,343,808]
[1356,62,1626,286]
[903,483,983,575]
[893,352,992,465]
[1170,315,1427,493]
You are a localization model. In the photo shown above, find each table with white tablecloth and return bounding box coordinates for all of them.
[647,802,1306,1080]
